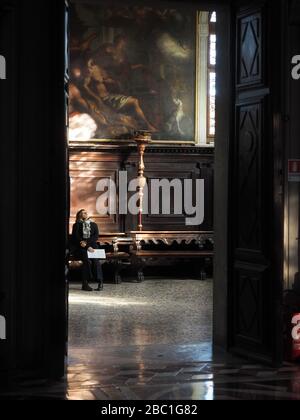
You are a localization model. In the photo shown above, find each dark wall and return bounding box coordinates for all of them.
[0,0,68,381]
[284,1,300,290]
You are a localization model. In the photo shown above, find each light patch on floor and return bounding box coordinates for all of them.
[68,279,213,348]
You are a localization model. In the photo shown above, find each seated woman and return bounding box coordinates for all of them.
[71,209,104,292]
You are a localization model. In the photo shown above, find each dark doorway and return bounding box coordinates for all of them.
[0,0,288,386]
[67,0,216,369]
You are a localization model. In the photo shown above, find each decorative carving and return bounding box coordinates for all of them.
[69,144,215,156]
[234,269,266,346]
[230,4,281,362]
[237,11,262,86]
[99,234,130,254]
[133,132,152,232]
[237,102,262,250]
[130,231,214,250]
[129,231,214,282]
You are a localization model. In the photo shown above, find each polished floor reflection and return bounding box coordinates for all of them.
[66,357,300,401]
[1,279,300,400]
[1,350,300,400]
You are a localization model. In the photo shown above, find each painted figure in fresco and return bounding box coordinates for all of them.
[94,34,158,97]
[70,32,98,82]
[83,59,157,132]
[165,98,193,137]
[70,36,139,137]
[70,83,108,127]
[70,81,139,139]
[69,3,195,141]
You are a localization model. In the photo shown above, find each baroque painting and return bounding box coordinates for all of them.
[69,1,197,143]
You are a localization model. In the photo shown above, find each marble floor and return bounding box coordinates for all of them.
[69,278,213,348]
[2,346,300,400]
[1,278,300,400]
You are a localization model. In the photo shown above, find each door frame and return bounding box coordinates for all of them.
[213,1,232,351]
[213,0,286,365]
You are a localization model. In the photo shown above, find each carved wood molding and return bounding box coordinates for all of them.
[69,144,214,156]
[130,231,214,251]
[146,147,214,155]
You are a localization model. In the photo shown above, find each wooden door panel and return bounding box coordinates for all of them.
[237,10,263,87]
[229,1,283,364]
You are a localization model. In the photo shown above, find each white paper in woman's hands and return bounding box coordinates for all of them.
[88,250,106,260]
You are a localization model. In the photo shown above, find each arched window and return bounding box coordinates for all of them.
[210,11,217,23]
[207,11,216,139]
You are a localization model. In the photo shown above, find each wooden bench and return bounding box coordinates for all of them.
[98,233,132,284]
[129,231,214,282]
[68,233,131,285]
[69,231,214,284]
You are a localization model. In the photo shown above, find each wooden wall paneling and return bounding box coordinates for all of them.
[69,151,124,233]
[69,147,214,234]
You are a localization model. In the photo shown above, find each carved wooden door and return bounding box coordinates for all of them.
[229,0,284,364]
